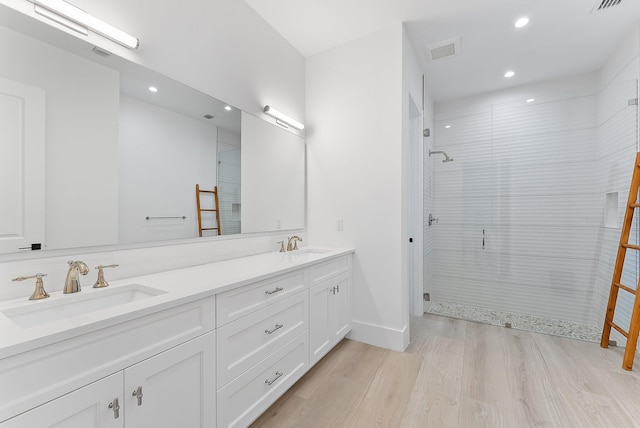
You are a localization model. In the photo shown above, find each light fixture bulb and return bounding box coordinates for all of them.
[504,70,515,78]
[225,105,232,111]
[32,0,139,49]
[514,17,530,28]
[263,105,305,130]
[148,86,158,93]
[526,98,535,103]
[445,125,452,129]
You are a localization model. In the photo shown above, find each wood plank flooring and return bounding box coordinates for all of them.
[251,314,640,428]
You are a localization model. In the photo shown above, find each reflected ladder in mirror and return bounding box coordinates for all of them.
[196,184,221,237]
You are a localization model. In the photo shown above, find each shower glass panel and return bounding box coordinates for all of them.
[430,78,638,337]
[598,79,639,344]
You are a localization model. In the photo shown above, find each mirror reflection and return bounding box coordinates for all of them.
[0,7,304,256]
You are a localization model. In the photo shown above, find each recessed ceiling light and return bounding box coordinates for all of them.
[504,70,515,78]
[514,17,530,28]
[526,98,535,103]
[225,105,232,111]
[445,125,452,129]
[148,86,158,93]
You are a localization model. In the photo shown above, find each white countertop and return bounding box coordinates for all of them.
[0,247,353,359]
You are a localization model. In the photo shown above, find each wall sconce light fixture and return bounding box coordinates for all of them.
[263,105,305,130]
[30,0,139,49]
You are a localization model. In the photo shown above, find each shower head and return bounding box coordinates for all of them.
[429,150,453,163]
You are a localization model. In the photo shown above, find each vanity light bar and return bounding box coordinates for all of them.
[263,105,305,130]
[30,0,139,49]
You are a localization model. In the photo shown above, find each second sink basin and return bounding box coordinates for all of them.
[289,247,332,255]
[1,284,166,328]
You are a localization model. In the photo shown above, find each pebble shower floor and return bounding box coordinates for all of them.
[427,301,601,342]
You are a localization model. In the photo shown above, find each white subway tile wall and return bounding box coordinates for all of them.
[430,75,638,334]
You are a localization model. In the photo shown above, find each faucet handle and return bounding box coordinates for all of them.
[277,241,286,253]
[94,264,119,288]
[12,273,49,300]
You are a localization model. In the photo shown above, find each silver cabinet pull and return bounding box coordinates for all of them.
[336,284,340,293]
[265,371,283,386]
[132,386,143,406]
[265,323,284,335]
[264,286,284,295]
[331,287,336,295]
[108,398,120,419]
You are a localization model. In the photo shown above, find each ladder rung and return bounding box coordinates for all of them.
[622,243,640,251]
[201,227,220,231]
[630,203,640,208]
[200,209,218,212]
[609,321,630,338]
[198,190,217,194]
[614,282,638,294]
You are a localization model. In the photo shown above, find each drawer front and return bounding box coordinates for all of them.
[0,297,215,423]
[216,270,307,327]
[217,291,308,388]
[217,332,309,428]
[309,255,351,286]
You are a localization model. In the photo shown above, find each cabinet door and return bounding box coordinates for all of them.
[124,331,215,428]
[309,282,332,367]
[1,373,123,428]
[332,275,351,342]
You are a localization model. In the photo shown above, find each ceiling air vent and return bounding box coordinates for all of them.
[592,0,622,12]
[427,37,460,61]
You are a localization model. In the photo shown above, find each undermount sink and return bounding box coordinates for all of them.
[1,284,166,328]
[289,247,332,255]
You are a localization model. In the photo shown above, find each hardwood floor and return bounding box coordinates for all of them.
[251,314,640,427]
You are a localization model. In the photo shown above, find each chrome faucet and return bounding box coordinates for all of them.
[64,260,89,293]
[286,235,302,251]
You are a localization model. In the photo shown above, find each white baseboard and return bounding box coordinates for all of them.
[347,320,409,352]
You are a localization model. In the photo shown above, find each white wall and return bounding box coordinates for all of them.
[594,24,640,346]
[306,24,409,351]
[0,25,119,250]
[119,95,218,244]
[432,74,600,324]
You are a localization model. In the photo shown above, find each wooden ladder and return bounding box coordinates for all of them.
[195,184,221,237]
[601,152,640,370]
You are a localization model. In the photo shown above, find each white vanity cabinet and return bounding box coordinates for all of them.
[1,332,215,428]
[309,273,351,366]
[123,331,215,427]
[0,249,354,428]
[215,272,310,428]
[0,372,123,428]
[0,297,216,426]
[309,260,352,367]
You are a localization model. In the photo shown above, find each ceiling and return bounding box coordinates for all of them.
[243,0,640,102]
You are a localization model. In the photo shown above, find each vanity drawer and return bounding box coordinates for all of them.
[309,254,351,286]
[217,332,309,428]
[217,290,308,388]
[216,270,307,327]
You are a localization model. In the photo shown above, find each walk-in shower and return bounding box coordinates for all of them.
[428,150,453,162]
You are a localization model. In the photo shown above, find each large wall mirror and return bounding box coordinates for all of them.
[0,4,305,256]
